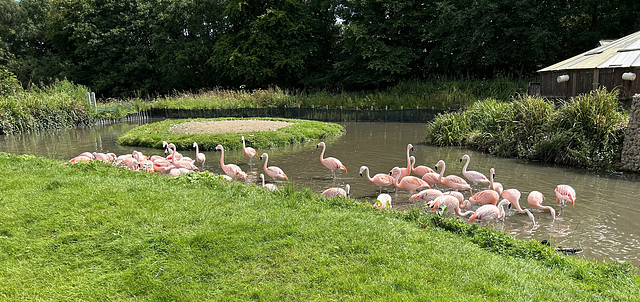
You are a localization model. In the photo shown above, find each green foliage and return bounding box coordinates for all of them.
[0,79,92,134]
[426,89,628,170]
[116,117,344,150]
[0,67,22,96]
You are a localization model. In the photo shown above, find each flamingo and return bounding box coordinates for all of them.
[528,190,556,220]
[260,152,288,181]
[316,141,347,179]
[69,153,93,162]
[375,193,392,209]
[321,184,350,198]
[410,156,435,177]
[359,165,395,193]
[469,190,499,206]
[259,173,278,191]
[460,154,490,185]
[215,144,247,181]
[444,191,472,210]
[390,167,430,193]
[165,143,182,160]
[193,142,206,165]
[92,152,111,162]
[427,195,474,217]
[468,199,511,224]
[395,144,414,180]
[501,188,537,224]
[169,146,199,171]
[242,136,258,165]
[488,168,503,195]
[409,189,443,202]
[434,160,472,194]
[555,184,576,207]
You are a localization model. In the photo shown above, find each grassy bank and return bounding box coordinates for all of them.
[425,88,628,170]
[0,152,638,300]
[117,118,344,151]
[0,80,93,134]
[97,77,529,119]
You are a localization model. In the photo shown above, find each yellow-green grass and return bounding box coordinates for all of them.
[0,152,638,300]
[116,117,344,151]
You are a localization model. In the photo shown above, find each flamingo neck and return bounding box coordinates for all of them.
[242,138,246,149]
[406,147,411,170]
[263,154,269,170]
[364,167,373,181]
[195,144,199,154]
[438,163,445,182]
[261,175,265,186]
[219,147,225,167]
[462,157,470,174]
[319,144,326,161]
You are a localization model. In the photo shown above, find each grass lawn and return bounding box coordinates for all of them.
[0,153,638,301]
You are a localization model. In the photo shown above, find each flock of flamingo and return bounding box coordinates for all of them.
[69,138,576,226]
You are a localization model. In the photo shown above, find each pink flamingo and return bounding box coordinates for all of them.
[410,156,435,177]
[359,165,395,193]
[92,152,111,162]
[260,152,288,181]
[170,146,199,171]
[409,189,443,202]
[555,184,576,207]
[193,142,206,165]
[375,193,392,209]
[488,168,503,195]
[215,144,247,181]
[259,173,278,191]
[427,195,474,217]
[528,191,556,220]
[501,188,537,224]
[165,143,183,161]
[468,199,511,224]
[242,136,258,165]
[321,184,350,198]
[444,191,472,210]
[390,167,430,193]
[316,141,347,179]
[434,160,472,194]
[460,154,490,185]
[69,153,93,162]
[469,189,499,206]
[395,144,414,180]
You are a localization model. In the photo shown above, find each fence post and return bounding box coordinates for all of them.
[355,107,358,122]
[91,92,97,109]
[340,106,342,122]
[312,105,315,120]
[385,105,388,122]
[298,103,301,119]
[416,105,419,122]
[400,105,403,123]
[86,92,92,107]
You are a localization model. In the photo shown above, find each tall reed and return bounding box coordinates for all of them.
[0,80,92,134]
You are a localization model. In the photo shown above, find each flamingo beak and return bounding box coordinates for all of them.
[359,173,363,177]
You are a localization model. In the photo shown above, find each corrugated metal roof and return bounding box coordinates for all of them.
[538,30,640,72]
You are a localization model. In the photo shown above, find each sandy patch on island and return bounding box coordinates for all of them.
[170,119,294,134]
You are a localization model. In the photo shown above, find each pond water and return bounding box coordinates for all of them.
[2,119,639,267]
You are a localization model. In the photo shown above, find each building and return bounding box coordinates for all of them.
[535,30,640,100]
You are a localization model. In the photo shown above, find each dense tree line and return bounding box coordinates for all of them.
[1,0,640,97]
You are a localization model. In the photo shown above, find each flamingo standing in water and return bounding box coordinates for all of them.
[316,141,347,179]
[375,193,392,209]
[528,190,556,220]
[321,184,350,198]
[488,168,503,195]
[555,184,576,207]
[409,156,435,177]
[359,165,395,193]
[469,190,499,206]
[501,188,537,225]
[215,144,247,181]
[460,154,490,186]
[395,144,414,180]
[259,173,278,191]
[193,142,206,165]
[260,152,288,181]
[242,136,258,165]
[434,160,472,194]
[390,166,430,193]
[468,199,511,224]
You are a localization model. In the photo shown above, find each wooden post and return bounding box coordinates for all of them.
[312,105,315,120]
[355,107,358,122]
[325,105,329,121]
[385,105,388,122]
[400,105,403,123]
[340,106,343,122]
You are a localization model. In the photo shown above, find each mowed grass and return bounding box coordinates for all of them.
[0,153,638,301]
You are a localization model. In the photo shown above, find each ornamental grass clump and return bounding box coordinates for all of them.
[425,88,628,170]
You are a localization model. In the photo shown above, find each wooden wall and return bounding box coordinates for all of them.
[539,67,640,99]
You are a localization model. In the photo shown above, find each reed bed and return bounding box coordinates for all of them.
[0,80,92,134]
[425,88,627,170]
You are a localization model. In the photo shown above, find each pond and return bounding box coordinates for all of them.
[1,119,639,267]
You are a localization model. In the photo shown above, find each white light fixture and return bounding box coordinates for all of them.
[622,72,636,81]
[557,75,570,83]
